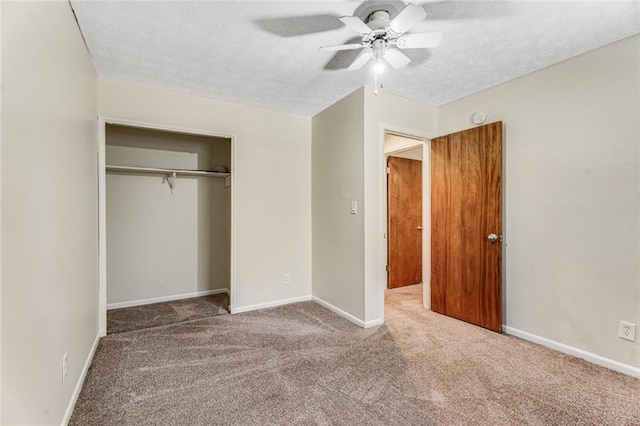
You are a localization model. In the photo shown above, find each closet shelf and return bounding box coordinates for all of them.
[106,165,230,178]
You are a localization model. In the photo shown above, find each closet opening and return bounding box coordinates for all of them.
[98,120,234,335]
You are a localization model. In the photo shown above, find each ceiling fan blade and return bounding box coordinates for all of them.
[340,16,372,36]
[320,43,364,52]
[396,32,442,49]
[386,3,427,37]
[348,48,373,71]
[383,48,412,70]
[255,14,343,37]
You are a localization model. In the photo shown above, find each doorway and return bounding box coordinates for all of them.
[380,123,503,333]
[384,132,427,309]
[97,117,237,336]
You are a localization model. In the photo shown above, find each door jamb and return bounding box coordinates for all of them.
[96,116,237,336]
[379,124,433,323]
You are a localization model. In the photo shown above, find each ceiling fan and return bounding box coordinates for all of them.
[320,3,442,73]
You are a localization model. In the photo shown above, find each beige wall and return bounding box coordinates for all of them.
[364,89,438,323]
[312,89,366,319]
[1,1,98,424]
[98,79,312,310]
[106,126,231,305]
[439,36,640,367]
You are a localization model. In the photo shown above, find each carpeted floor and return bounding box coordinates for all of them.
[107,293,229,334]
[385,284,639,424]
[71,285,639,425]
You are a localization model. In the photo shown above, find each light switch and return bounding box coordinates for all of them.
[350,201,357,215]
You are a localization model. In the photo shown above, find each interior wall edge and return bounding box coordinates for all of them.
[312,296,369,328]
[61,332,101,426]
[311,87,366,321]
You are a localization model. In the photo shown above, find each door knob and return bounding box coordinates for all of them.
[487,233,500,243]
[417,226,423,230]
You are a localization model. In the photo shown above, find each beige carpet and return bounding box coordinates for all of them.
[71,285,639,425]
[385,284,639,424]
[107,294,229,334]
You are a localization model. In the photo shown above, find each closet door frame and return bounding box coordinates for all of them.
[96,116,236,336]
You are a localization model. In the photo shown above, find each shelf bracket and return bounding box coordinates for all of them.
[163,172,176,194]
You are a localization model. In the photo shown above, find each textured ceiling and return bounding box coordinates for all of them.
[71,0,640,117]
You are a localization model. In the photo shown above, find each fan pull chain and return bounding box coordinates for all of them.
[374,73,383,95]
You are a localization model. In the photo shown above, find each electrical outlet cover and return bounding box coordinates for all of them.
[619,321,636,342]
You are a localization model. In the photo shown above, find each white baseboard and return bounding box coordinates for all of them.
[312,296,382,329]
[364,318,384,328]
[107,288,230,310]
[62,332,101,425]
[503,325,640,378]
[231,295,312,314]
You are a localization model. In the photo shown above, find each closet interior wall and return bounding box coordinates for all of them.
[105,124,231,307]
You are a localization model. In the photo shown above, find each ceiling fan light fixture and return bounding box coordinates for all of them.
[373,59,385,74]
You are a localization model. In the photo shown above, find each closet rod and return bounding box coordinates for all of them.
[106,165,230,178]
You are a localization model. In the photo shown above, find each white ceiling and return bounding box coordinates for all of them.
[71,0,640,117]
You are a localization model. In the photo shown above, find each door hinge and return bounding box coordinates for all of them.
[385,265,390,272]
[386,167,390,174]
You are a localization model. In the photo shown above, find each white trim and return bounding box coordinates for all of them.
[61,332,101,426]
[231,295,312,314]
[229,130,237,313]
[384,139,423,155]
[107,289,230,310]
[96,116,237,335]
[503,325,640,378]
[364,318,384,328]
[98,118,107,335]
[381,125,433,143]
[421,143,431,310]
[0,3,4,409]
[312,296,382,329]
[99,116,234,140]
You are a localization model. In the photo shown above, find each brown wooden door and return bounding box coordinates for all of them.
[387,156,422,289]
[431,122,502,332]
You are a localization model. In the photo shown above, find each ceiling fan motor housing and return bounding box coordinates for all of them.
[371,38,386,59]
[367,10,391,30]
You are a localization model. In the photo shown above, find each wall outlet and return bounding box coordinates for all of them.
[619,321,636,342]
[62,353,69,383]
[284,274,291,285]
